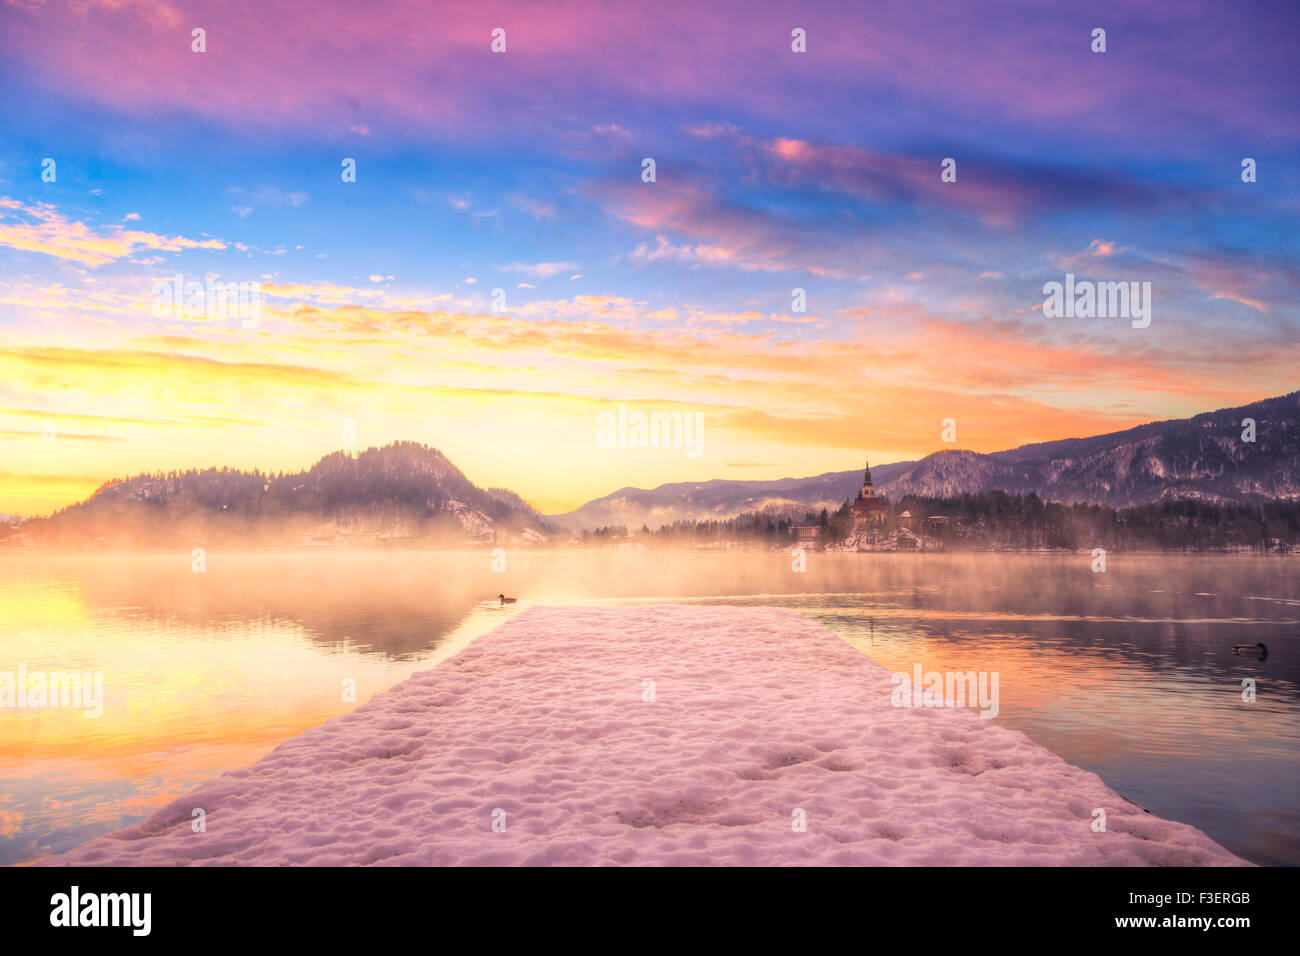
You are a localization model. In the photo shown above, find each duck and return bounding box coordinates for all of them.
[498,594,517,605]
[1232,642,1268,658]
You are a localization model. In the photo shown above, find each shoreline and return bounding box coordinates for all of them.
[43,605,1248,866]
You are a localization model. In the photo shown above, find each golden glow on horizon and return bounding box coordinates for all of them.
[2,302,1291,516]
[2,200,1296,516]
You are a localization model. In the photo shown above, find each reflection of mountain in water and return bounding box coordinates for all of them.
[75,553,488,659]
[256,600,475,659]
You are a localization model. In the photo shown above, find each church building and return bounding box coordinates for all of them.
[849,458,888,530]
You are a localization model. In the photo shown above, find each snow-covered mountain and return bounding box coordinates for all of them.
[24,441,547,545]
[550,391,1300,530]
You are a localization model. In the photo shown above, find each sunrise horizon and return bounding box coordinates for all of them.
[4,2,1298,523]
[4,383,1297,519]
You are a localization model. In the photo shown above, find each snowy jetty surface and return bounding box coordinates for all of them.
[49,605,1246,866]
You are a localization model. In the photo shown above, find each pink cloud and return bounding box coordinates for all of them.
[3,1,1291,144]
[596,180,862,276]
[1211,292,1267,313]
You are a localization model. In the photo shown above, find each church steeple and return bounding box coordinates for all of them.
[858,457,876,499]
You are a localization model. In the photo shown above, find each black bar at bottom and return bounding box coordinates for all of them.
[0,865,1282,943]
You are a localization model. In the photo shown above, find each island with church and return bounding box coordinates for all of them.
[793,459,937,552]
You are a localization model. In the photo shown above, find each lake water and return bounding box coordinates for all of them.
[2,550,1296,866]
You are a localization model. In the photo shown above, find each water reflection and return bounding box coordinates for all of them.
[1,550,1296,865]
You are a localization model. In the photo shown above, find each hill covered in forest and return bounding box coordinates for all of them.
[14,442,548,547]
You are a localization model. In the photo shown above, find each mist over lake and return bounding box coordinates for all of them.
[2,550,1295,866]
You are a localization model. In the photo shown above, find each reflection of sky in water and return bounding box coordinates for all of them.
[1,551,1296,865]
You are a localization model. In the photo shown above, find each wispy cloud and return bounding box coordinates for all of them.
[0,198,225,266]
[497,262,580,280]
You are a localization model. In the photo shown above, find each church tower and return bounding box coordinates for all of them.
[850,457,887,526]
[857,458,877,500]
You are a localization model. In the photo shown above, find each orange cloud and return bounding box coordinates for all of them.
[2,265,1293,516]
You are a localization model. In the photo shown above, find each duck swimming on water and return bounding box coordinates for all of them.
[1233,642,1267,658]
[498,594,517,605]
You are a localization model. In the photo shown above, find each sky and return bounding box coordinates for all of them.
[1,0,1298,516]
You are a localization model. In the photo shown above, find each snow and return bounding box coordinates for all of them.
[44,605,1247,866]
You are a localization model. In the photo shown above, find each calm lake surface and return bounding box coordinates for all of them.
[2,550,1296,866]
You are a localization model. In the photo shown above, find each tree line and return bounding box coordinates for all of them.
[578,491,1300,551]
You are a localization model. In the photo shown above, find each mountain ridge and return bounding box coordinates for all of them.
[548,390,1300,530]
[17,441,547,546]
[8,391,1297,541]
